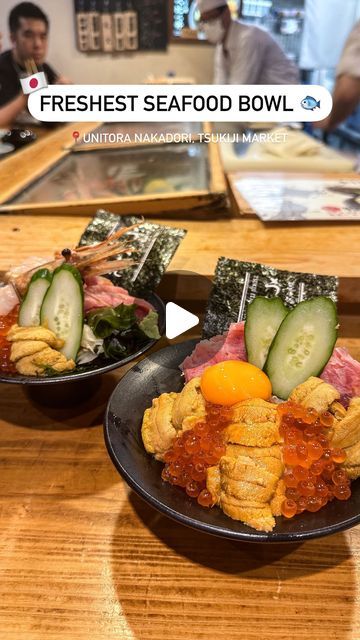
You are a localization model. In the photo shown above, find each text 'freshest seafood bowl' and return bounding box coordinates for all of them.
[142,296,360,532]
[0,224,160,378]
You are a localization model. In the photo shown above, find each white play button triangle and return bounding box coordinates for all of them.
[166,302,199,340]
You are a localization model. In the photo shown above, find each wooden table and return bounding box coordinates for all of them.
[0,214,360,639]
[0,214,359,306]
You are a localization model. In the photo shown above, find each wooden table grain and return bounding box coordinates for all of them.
[1,213,359,305]
[0,214,360,640]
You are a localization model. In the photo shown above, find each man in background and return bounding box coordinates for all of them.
[197,0,299,85]
[0,2,69,126]
[321,20,360,131]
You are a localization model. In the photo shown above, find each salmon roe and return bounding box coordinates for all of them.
[0,306,18,375]
[278,401,350,518]
[161,403,232,507]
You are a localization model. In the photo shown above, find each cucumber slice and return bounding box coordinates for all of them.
[245,297,288,369]
[19,268,52,327]
[264,296,338,400]
[40,264,84,361]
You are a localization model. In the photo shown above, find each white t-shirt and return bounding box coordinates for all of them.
[300,0,359,70]
[336,20,360,78]
[214,20,299,85]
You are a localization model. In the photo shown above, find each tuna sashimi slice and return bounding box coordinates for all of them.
[320,347,360,397]
[84,276,154,319]
[180,322,247,382]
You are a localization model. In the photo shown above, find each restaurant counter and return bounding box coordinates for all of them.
[0,212,359,639]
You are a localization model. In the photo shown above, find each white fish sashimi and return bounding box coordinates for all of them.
[1,256,52,316]
[6,255,52,281]
[0,283,19,316]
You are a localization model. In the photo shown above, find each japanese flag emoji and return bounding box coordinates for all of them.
[20,71,47,95]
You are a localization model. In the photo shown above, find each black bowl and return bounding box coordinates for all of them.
[2,128,37,149]
[104,339,360,543]
[0,292,165,385]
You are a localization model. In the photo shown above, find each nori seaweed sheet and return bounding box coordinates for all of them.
[79,210,186,295]
[203,257,338,338]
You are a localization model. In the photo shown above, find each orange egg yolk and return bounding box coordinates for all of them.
[200,360,272,406]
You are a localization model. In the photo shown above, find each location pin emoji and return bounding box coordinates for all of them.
[72,130,80,142]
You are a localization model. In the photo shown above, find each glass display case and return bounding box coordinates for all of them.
[0,122,227,217]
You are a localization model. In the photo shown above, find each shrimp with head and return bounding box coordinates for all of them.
[0,223,139,314]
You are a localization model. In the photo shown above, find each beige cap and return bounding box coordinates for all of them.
[197,0,228,13]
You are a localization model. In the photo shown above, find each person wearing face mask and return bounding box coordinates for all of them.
[197,0,299,85]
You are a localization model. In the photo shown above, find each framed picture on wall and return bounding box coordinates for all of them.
[74,0,169,52]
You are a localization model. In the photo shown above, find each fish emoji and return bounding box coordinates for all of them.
[301,96,321,111]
